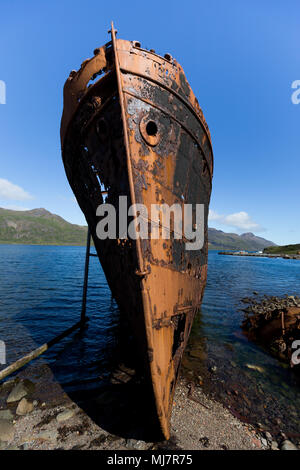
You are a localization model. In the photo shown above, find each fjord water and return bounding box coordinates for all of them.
[0,245,299,435]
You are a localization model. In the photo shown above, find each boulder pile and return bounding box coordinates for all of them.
[241,295,300,368]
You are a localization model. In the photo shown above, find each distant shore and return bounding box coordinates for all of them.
[219,251,300,260]
[0,242,86,247]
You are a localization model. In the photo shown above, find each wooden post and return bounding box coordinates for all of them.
[81,227,91,324]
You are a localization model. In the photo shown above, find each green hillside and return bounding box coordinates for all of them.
[264,244,300,255]
[0,207,277,250]
[0,208,87,245]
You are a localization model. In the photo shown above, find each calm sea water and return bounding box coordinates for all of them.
[0,245,299,434]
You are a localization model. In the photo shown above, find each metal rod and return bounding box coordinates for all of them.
[281,311,286,336]
[0,230,94,382]
[0,320,84,382]
[81,227,91,324]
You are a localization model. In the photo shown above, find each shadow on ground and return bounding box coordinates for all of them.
[65,365,164,442]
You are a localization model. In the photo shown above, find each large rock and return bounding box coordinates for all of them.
[16,398,34,416]
[0,419,14,442]
[281,440,298,450]
[6,379,35,403]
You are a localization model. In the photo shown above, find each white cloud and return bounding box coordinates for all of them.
[0,178,33,201]
[0,205,30,211]
[209,210,264,232]
[208,210,222,221]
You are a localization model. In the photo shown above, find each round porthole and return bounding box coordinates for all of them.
[139,115,160,146]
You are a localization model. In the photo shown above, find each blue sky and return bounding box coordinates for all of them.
[0,0,299,244]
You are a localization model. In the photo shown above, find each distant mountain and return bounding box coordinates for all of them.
[208,228,276,251]
[0,208,87,245]
[0,207,277,250]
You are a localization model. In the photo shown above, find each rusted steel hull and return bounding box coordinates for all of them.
[60,25,213,440]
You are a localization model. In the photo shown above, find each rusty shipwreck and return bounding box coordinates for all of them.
[60,23,213,440]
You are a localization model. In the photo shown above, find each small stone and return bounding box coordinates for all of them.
[261,438,268,447]
[246,364,264,373]
[33,400,38,407]
[6,379,34,403]
[1,378,17,391]
[106,434,122,443]
[56,409,75,422]
[90,435,107,447]
[0,410,14,421]
[37,430,58,441]
[209,366,217,373]
[281,440,298,450]
[252,438,261,448]
[16,398,34,416]
[22,443,31,450]
[125,438,147,449]
[271,441,279,450]
[265,431,272,441]
[0,419,14,442]
[199,436,210,448]
[20,434,35,445]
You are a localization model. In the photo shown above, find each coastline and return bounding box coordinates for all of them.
[0,367,268,451]
[0,242,87,247]
[0,248,299,450]
[219,251,300,260]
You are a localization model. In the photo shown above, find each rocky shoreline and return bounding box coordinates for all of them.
[0,363,298,451]
[241,295,300,369]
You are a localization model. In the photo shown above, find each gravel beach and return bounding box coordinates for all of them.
[0,365,285,451]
